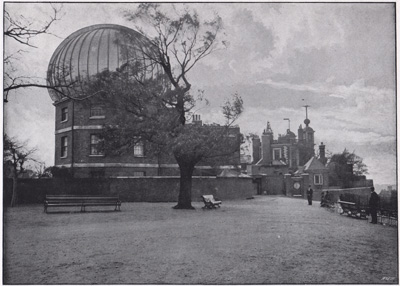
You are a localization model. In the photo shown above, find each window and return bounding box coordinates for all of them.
[90,134,104,155]
[273,148,282,160]
[61,107,68,122]
[133,171,145,177]
[61,136,68,158]
[314,174,323,185]
[134,142,144,157]
[90,106,104,118]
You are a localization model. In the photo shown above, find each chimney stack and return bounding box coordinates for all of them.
[319,142,327,165]
[192,114,202,125]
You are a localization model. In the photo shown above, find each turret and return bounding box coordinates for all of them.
[298,105,315,165]
[260,122,273,165]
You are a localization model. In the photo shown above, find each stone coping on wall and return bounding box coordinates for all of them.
[323,187,373,192]
[110,176,217,179]
[109,176,253,179]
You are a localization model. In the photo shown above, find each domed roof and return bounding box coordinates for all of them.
[47,24,161,101]
[286,129,296,137]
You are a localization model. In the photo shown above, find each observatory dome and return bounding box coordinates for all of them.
[47,24,160,101]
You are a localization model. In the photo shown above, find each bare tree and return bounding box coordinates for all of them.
[3,134,37,207]
[123,3,226,125]
[3,4,65,102]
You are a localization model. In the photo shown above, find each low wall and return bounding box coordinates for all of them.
[3,177,256,206]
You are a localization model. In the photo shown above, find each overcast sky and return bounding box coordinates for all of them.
[4,2,396,185]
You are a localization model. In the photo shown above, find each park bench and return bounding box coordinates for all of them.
[44,195,121,213]
[201,195,222,209]
[338,200,367,219]
[378,209,397,227]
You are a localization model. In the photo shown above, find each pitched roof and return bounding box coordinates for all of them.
[304,157,327,171]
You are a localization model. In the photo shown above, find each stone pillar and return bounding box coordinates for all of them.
[261,133,272,165]
[252,137,261,164]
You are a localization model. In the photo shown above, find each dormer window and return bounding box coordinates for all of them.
[61,107,68,122]
[90,106,105,119]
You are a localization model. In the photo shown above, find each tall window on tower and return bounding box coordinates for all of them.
[61,136,68,158]
[61,107,68,122]
[90,134,104,155]
[273,148,282,160]
[134,141,144,157]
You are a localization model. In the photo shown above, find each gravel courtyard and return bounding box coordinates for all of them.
[3,196,398,284]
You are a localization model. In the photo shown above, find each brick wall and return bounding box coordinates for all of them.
[4,177,256,206]
[54,99,241,178]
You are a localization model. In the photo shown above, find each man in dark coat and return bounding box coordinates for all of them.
[369,187,380,224]
[307,185,313,205]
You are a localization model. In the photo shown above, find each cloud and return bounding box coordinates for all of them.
[4,3,396,185]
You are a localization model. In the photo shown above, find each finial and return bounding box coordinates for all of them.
[264,121,273,134]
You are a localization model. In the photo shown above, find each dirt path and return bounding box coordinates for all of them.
[3,196,398,284]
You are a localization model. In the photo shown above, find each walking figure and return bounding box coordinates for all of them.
[307,185,313,205]
[369,187,380,224]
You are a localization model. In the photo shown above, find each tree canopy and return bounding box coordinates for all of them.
[84,4,243,209]
[3,134,38,206]
[329,149,368,187]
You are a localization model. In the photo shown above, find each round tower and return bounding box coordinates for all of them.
[47,24,162,177]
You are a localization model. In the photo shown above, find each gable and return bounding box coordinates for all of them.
[304,157,327,171]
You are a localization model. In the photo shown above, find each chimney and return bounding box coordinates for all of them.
[319,142,327,165]
[192,114,202,125]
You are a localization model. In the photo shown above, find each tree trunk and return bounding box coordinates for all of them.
[173,160,196,209]
[10,176,18,207]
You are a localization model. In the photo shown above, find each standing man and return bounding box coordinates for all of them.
[369,187,380,224]
[307,185,313,205]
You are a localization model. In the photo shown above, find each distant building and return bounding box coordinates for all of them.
[248,115,315,177]
[248,110,373,198]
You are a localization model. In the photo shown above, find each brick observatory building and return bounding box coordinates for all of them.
[47,24,240,178]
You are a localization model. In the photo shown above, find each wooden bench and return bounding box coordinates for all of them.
[201,195,222,209]
[338,200,367,219]
[378,209,397,227]
[44,195,121,213]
